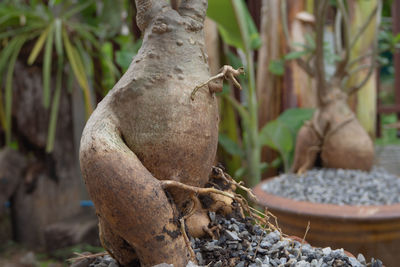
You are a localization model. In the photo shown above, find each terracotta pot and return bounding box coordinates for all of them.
[253,181,400,267]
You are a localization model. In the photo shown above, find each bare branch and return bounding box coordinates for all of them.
[347,62,376,96]
[315,0,329,104]
[347,0,382,95]
[296,58,315,77]
[191,65,244,100]
[348,64,374,76]
[348,51,374,68]
[349,4,379,51]
[334,9,342,55]
[280,0,315,77]
[332,0,351,83]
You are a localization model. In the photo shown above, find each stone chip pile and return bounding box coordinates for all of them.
[86,213,382,267]
[262,167,400,205]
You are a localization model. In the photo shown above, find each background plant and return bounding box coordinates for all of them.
[0,0,141,152]
[207,0,315,187]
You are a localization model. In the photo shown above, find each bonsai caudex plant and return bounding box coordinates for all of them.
[79,0,245,266]
[284,0,381,173]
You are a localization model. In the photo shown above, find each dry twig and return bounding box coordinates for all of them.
[191,65,244,100]
[67,252,108,263]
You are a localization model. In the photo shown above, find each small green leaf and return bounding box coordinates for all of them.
[54,18,63,56]
[63,28,93,117]
[62,0,94,19]
[234,167,246,178]
[43,24,54,109]
[46,56,63,153]
[115,50,135,72]
[292,42,312,50]
[393,33,400,44]
[305,33,316,49]
[268,59,285,76]
[260,162,269,172]
[27,25,50,65]
[207,0,260,50]
[226,51,243,70]
[260,120,293,172]
[0,37,21,78]
[259,120,293,153]
[70,23,99,48]
[9,140,19,150]
[219,133,244,157]
[0,24,43,39]
[5,36,26,146]
[277,108,315,135]
[284,50,310,60]
[270,157,282,169]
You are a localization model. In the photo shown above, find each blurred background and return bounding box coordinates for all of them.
[0,0,399,266]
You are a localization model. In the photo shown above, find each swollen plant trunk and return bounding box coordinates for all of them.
[292,89,374,173]
[80,1,218,266]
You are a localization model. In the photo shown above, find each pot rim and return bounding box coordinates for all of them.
[253,180,400,221]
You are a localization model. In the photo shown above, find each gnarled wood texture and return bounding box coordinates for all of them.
[80,1,218,266]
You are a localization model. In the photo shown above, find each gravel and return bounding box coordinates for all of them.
[261,167,400,205]
[85,213,383,267]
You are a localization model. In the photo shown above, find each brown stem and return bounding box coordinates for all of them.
[295,58,315,77]
[348,51,374,68]
[179,218,196,262]
[160,180,236,200]
[334,9,342,55]
[348,64,374,76]
[349,5,379,51]
[347,63,376,95]
[315,0,329,105]
[333,0,351,84]
[347,1,381,95]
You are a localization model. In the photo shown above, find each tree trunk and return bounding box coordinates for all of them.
[348,0,380,138]
[289,3,317,108]
[256,0,283,178]
[9,61,82,247]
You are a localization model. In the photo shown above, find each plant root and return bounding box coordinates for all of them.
[179,217,196,262]
[161,166,284,246]
[191,65,244,100]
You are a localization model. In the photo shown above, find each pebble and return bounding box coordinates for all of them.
[262,167,400,205]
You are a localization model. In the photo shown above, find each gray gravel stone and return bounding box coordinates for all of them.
[88,214,382,267]
[262,167,400,205]
[225,230,241,241]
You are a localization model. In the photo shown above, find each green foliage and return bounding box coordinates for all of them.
[219,107,314,176]
[375,114,400,146]
[219,133,244,157]
[268,59,285,76]
[260,120,293,171]
[115,36,142,72]
[378,23,400,54]
[207,0,261,50]
[209,1,315,186]
[209,0,262,187]
[259,108,314,171]
[0,0,131,152]
[268,33,340,77]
